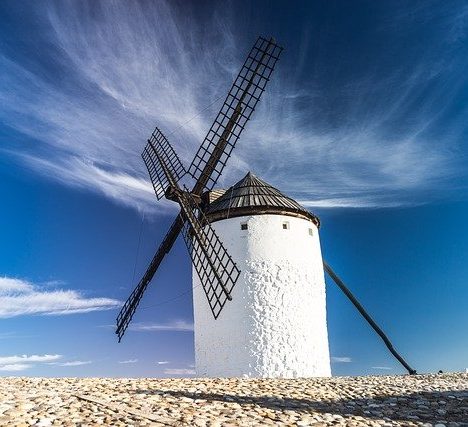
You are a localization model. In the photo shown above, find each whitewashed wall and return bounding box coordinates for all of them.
[192,213,331,378]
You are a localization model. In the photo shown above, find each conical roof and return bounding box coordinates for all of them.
[203,172,320,226]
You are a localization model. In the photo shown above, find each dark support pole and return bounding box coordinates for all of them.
[323,261,417,375]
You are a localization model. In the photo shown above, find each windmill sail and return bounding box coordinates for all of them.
[190,36,283,193]
[142,127,186,200]
[178,190,240,319]
[116,215,184,341]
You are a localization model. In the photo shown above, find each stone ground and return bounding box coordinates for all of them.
[0,373,467,426]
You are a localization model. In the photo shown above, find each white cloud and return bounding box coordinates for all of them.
[130,320,194,332]
[163,368,196,376]
[0,277,34,295]
[60,361,92,366]
[156,361,170,365]
[331,356,352,363]
[371,366,393,370]
[0,363,32,372]
[0,354,63,372]
[0,277,121,318]
[299,196,410,209]
[118,359,138,364]
[49,360,92,367]
[10,153,167,214]
[0,354,61,364]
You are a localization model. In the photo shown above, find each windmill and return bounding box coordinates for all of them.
[116,36,416,377]
[116,36,283,339]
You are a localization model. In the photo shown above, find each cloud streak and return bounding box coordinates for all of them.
[331,356,352,363]
[130,320,194,332]
[0,354,61,364]
[0,363,31,372]
[0,277,121,318]
[163,368,196,376]
[49,360,92,367]
[0,354,62,372]
[1,1,467,210]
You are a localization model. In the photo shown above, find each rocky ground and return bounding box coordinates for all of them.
[0,373,467,426]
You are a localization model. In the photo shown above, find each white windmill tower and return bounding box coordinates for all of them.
[116,36,416,378]
[193,172,330,377]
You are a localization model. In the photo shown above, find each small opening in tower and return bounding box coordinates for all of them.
[282,221,290,230]
[241,223,248,230]
[308,228,314,236]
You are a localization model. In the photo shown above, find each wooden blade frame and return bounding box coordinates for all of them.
[179,190,240,319]
[142,127,186,200]
[189,36,283,193]
[116,215,184,341]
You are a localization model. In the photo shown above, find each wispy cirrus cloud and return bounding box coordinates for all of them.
[1,1,467,210]
[372,366,393,371]
[9,152,162,213]
[156,361,170,365]
[118,359,138,364]
[0,354,62,372]
[331,356,352,363]
[129,320,194,332]
[0,277,121,318]
[163,368,196,376]
[0,363,31,372]
[0,354,61,364]
[0,1,236,213]
[49,360,92,367]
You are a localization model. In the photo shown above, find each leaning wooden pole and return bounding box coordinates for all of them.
[323,261,417,375]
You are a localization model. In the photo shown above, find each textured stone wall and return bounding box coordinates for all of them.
[192,214,331,378]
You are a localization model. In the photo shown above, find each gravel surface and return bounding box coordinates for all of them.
[0,373,467,426]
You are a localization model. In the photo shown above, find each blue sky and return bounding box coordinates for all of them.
[1,0,467,377]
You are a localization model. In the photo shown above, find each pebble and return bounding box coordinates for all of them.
[0,373,466,426]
